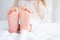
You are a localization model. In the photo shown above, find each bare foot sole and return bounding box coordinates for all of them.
[20,6,32,32]
[8,7,19,33]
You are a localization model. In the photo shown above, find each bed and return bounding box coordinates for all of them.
[0,21,60,40]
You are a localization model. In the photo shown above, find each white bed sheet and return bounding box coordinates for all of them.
[0,21,60,40]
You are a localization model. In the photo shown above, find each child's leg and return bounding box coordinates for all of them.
[8,7,19,33]
[19,6,32,32]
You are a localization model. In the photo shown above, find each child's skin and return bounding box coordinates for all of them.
[8,7,19,33]
[8,6,32,33]
[20,6,32,32]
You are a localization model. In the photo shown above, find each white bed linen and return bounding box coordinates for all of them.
[0,21,60,40]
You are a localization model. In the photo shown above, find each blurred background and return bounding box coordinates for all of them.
[0,0,15,21]
[52,0,60,23]
[0,0,60,23]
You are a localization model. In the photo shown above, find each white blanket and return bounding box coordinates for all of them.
[0,21,60,40]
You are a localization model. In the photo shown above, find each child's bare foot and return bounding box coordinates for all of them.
[20,6,32,32]
[8,7,19,33]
